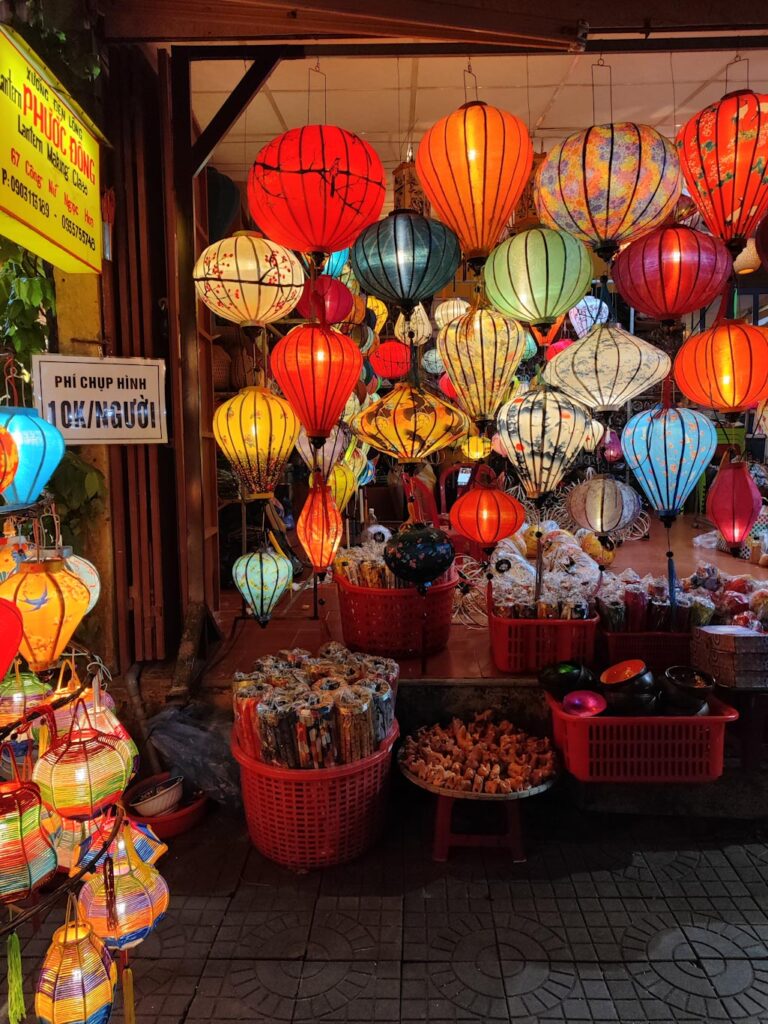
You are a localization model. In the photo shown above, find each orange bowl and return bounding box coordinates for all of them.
[600,660,647,685]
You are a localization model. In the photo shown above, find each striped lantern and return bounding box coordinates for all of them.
[434,297,469,329]
[0,406,65,509]
[351,383,469,463]
[394,304,432,346]
[0,425,18,492]
[0,747,57,902]
[566,476,642,537]
[450,485,525,548]
[296,274,353,325]
[233,547,293,627]
[0,665,51,728]
[296,480,343,574]
[673,320,768,413]
[367,296,388,334]
[295,422,351,480]
[64,553,101,615]
[369,340,412,381]
[56,810,167,874]
[311,462,356,514]
[583,420,606,453]
[459,435,492,461]
[52,683,116,735]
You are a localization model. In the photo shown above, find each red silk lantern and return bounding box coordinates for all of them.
[369,340,412,380]
[0,598,22,681]
[674,320,768,412]
[296,275,354,325]
[546,338,573,360]
[439,373,458,401]
[707,451,763,551]
[248,125,386,254]
[271,324,363,444]
[612,226,732,321]
[297,480,343,573]
[449,485,525,549]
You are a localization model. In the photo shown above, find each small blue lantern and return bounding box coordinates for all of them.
[0,407,65,508]
[233,547,293,627]
[358,459,376,486]
[325,248,349,278]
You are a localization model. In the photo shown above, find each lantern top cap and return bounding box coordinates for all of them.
[458,100,488,111]
[53,922,92,946]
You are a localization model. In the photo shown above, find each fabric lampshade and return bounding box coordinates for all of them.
[296,274,353,325]
[673,320,768,413]
[566,476,642,537]
[233,547,293,627]
[297,480,343,573]
[0,749,57,903]
[0,406,65,509]
[351,383,468,463]
[450,486,525,548]
[706,452,763,550]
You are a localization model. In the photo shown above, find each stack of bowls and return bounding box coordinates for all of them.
[599,660,658,715]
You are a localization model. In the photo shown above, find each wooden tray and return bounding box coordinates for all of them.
[397,749,557,802]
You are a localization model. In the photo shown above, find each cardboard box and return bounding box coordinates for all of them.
[691,625,768,688]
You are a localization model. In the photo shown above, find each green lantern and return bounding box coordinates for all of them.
[233,547,293,627]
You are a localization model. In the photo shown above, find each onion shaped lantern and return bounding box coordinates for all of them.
[450,485,525,548]
[213,386,299,499]
[296,274,353,325]
[434,297,469,328]
[676,90,768,256]
[248,125,386,254]
[484,228,592,330]
[271,324,362,445]
[0,748,57,902]
[566,476,641,538]
[0,406,65,509]
[496,388,591,498]
[416,101,533,263]
[707,450,763,552]
[421,348,444,376]
[622,404,717,524]
[384,523,455,588]
[296,422,351,480]
[311,462,356,514]
[460,435,492,461]
[351,383,468,464]
[233,547,292,627]
[535,122,681,260]
[297,480,343,574]
[0,666,51,727]
[543,323,671,412]
[369,340,412,380]
[395,304,432,346]
[192,234,304,326]
[673,320,768,413]
[438,305,527,428]
[568,295,609,339]
[351,210,461,312]
[612,225,732,321]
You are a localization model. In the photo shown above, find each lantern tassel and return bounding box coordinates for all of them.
[666,528,677,614]
[6,930,26,1024]
[104,856,118,933]
[122,965,136,1024]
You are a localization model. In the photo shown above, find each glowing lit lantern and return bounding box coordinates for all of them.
[0,531,30,582]
[756,216,768,272]
[358,459,376,486]
[192,233,304,326]
[0,406,65,509]
[336,293,367,330]
[496,388,590,498]
[582,419,606,453]
[544,323,671,411]
[0,748,57,902]
[271,324,362,445]
[438,305,527,428]
[676,90,768,256]
[0,598,22,684]
[0,666,51,728]
[297,480,343,573]
[535,122,681,260]
[673,320,768,412]
[416,101,533,263]
[312,462,356,513]
[296,274,353,325]
[450,484,524,549]
[64,553,101,614]
[434,297,469,328]
[491,432,507,457]
[460,435,492,461]
[439,373,458,401]
[342,392,361,424]
[602,429,624,464]
[369,340,412,380]
[395,303,432,346]
[367,296,388,334]
[733,238,761,275]
[622,404,717,523]
[325,248,349,278]
[352,383,468,463]
[0,426,18,493]
[707,450,763,552]
[233,547,293,627]
[213,386,299,499]
[36,896,117,1024]
[0,560,89,672]
[296,422,351,479]
[612,225,731,321]
[57,809,167,874]
[421,348,444,375]
[566,476,641,537]
[569,295,609,339]
[546,338,572,360]
[248,125,385,254]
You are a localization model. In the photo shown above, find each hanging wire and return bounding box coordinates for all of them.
[669,51,678,132]
[307,57,327,125]
[590,56,613,125]
[463,58,479,104]
[724,52,750,93]
[396,57,403,163]
[525,55,533,136]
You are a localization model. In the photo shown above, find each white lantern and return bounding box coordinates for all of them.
[567,475,642,536]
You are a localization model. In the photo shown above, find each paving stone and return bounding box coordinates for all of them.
[402,960,510,1020]
[307,896,403,961]
[113,956,206,1024]
[186,959,301,1020]
[500,961,577,1020]
[295,960,401,1020]
[402,909,497,962]
[159,807,249,897]
[210,905,312,959]
[137,895,229,960]
[237,848,322,906]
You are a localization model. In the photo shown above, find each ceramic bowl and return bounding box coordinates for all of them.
[539,661,598,699]
[600,659,656,695]
[661,665,715,713]
[562,690,607,717]
[130,775,183,817]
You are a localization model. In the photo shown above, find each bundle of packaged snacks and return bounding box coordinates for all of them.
[233,679,274,756]
[356,677,395,742]
[257,694,301,769]
[333,541,453,590]
[296,694,338,768]
[335,685,375,764]
[491,575,593,621]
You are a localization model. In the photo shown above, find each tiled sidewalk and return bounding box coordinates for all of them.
[14,780,768,1024]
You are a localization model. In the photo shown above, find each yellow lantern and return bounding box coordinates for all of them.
[351,383,468,463]
[343,445,368,481]
[434,298,469,329]
[311,462,356,513]
[366,296,388,334]
[213,386,299,499]
[460,435,492,461]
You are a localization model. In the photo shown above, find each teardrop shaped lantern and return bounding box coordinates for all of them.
[325,248,349,278]
[535,123,681,260]
[369,340,412,380]
[434,297,469,328]
[0,406,65,508]
[484,228,592,328]
[416,101,533,263]
[297,480,343,574]
[296,274,353,325]
[676,90,768,256]
[438,304,527,427]
[543,323,671,412]
[233,547,292,626]
[0,748,57,903]
[351,210,461,312]
[612,225,732,321]
[213,386,299,499]
[674,320,768,413]
[351,383,469,463]
[271,324,362,445]
[566,476,641,538]
[311,462,356,513]
[568,295,609,339]
[248,125,386,253]
[384,523,455,587]
[0,665,51,727]
[192,233,305,326]
[582,419,606,453]
[707,450,763,552]
[622,404,717,523]
[296,422,351,479]
[496,388,591,498]
[450,485,525,548]
[395,303,432,346]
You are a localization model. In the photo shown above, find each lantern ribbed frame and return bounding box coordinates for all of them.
[543,323,672,412]
[271,324,362,443]
[673,320,768,412]
[0,406,65,508]
[622,404,717,520]
[192,234,304,326]
[566,476,641,536]
[297,481,343,573]
[213,386,299,499]
[484,228,593,327]
[450,487,525,547]
[351,383,469,463]
[369,340,412,380]
[33,725,132,822]
[535,122,681,258]
[612,225,732,321]
[0,426,18,492]
[232,548,293,626]
[56,810,167,873]
[460,435,492,461]
[676,90,768,252]
[311,462,356,513]
[0,667,51,727]
[325,248,349,278]
[296,274,353,325]
[583,419,606,453]
[296,423,351,479]
[434,298,469,329]
[416,101,534,260]
[52,686,115,736]
[438,305,527,425]
[707,456,762,548]
[65,553,101,614]
[394,304,432,346]
[247,124,386,253]
[0,769,57,902]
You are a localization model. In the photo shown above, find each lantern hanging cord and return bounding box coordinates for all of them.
[463,58,478,104]
[725,52,749,93]
[307,57,327,125]
[590,56,613,125]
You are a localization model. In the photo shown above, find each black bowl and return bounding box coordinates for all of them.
[661,665,715,712]
[539,661,598,699]
[603,690,659,716]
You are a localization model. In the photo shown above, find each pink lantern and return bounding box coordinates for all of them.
[296,275,354,325]
[439,373,458,400]
[546,338,573,360]
[602,429,623,463]
[707,451,763,553]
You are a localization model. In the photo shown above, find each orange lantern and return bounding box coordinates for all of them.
[673,320,768,412]
[0,426,18,493]
[297,480,343,574]
[450,484,525,549]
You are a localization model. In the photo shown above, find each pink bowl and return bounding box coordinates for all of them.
[562,690,607,717]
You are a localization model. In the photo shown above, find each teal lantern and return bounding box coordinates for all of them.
[358,459,376,486]
[351,210,461,312]
[522,332,538,361]
[325,249,349,278]
[0,407,65,509]
[233,547,292,627]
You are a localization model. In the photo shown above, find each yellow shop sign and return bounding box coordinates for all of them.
[0,25,103,273]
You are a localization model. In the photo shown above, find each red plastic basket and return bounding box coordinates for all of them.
[546,693,738,783]
[335,573,455,658]
[487,588,597,673]
[232,723,399,870]
[599,629,691,673]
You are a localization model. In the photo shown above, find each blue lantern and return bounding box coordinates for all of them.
[522,332,538,361]
[325,248,349,278]
[233,547,292,627]
[358,459,376,486]
[351,210,461,312]
[0,408,65,508]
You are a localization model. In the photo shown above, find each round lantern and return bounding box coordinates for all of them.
[484,228,592,327]
[213,386,299,499]
[450,485,525,549]
[612,225,731,321]
[543,323,671,411]
[421,348,444,376]
[192,233,304,326]
[369,340,412,380]
[335,293,367,330]
[416,101,533,262]
[312,462,356,513]
[546,338,572,360]
[296,274,353,325]
[297,480,343,574]
[569,295,609,339]
[271,324,362,445]
[351,383,468,463]
[325,248,349,278]
[0,666,51,728]
[676,90,768,255]
[622,404,717,523]
[602,429,624,463]
[247,125,386,254]
[733,238,761,275]
[0,406,65,509]
[395,304,432,346]
[496,388,591,498]
[583,419,606,453]
[535,122,681,259]
[434,297,469,328]
[460,435,492,461]
[384,523,455,588]
[296,422,351,479]
[0,750,57,902]
[233,547,292,627]
[566,476,641,538]
[673,320,768,413]
[438,305,527,427]
[707,450,763,552]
